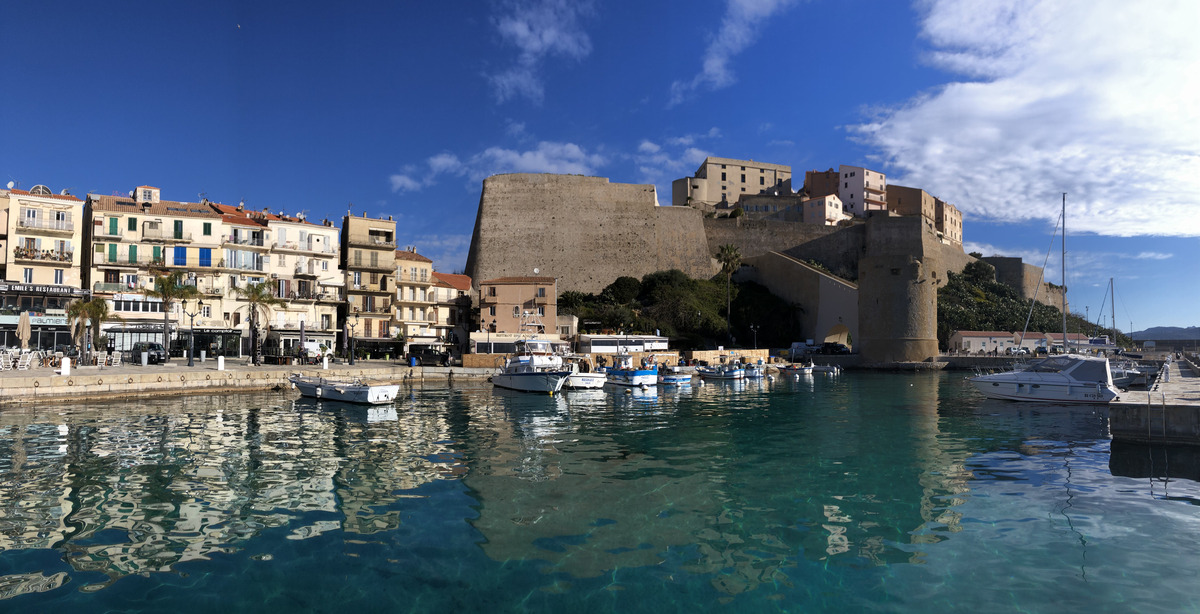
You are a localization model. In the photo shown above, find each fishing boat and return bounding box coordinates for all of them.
[779,361,814,375]
[647,354,692,386]
[742,359,765,379]
[697,362,745,380]
[492,339,571,394]
[604,353,658,387]
[290,374,400,405]
[562,354,607,390]
[970,194,1118,404]
[811,364,841,374]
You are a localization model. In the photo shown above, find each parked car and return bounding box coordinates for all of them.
[817,342,852,355]
[1005,347,1029,355]
[1035,347,1049,355]
[410,349,449,366]
[129,342,167,364]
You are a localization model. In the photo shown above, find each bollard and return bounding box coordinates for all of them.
[61,357,71,376]
[201,350,207,363]
[141,352,148,367]
[217,356,225,371]
[323,355,329,370]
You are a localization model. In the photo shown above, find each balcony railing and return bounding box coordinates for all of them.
[93,282,130,293]
[17,218,74,233]
[224,235,266,247]
[347,237,397,249]
[14,248,73,263]
[142,228,194,242]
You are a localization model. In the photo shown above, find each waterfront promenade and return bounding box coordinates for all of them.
[0,356,493,406]
[1110,357,1200,446]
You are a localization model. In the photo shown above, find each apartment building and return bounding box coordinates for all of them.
[0,185,87,349]
[394,247,437,352]
[478,276,556,336]
[213,204,343,355]
[431,271,473,357]
[672,157,792,209]
[885,185,936,220]
[86,187,235,354]
[340,214,397,347]
[837,165,887,217]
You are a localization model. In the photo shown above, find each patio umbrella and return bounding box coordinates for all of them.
[299,319,306,348]
[16,311,31,350]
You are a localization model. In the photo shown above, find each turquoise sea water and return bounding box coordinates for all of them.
[1,372,1198,613]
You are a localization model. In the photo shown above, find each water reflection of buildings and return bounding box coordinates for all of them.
[0,392,458,590]
[464,374,977,596]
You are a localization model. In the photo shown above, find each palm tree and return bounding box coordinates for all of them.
[144,271,200,364]
[717,243,742,340]
[66,298,122,363]
[234,281,287,366]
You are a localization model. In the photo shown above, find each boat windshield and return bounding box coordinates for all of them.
[1025,357,1073,373]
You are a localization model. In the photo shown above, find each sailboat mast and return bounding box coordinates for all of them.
[1062,193,1068,353]
[1111,277,1117,345]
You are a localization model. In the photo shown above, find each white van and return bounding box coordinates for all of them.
[301,341,333,359]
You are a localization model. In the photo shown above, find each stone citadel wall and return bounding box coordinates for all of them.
[464,174,713,294]
[981,256,1067,310]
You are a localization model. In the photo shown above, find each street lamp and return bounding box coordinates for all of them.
[348,310,359,366]
[750,324,759,349]
[487,318,496,353]
[184,299,205,367]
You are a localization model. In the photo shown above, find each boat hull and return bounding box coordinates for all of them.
[970,377,1117,403]
[292,377,399,404]
[658,373,693,386]
[697,367,744,380]
[565,372,607,389]
[493,371,570,394]
[606,368,658,387]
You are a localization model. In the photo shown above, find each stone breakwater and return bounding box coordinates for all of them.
[0,361,494,406]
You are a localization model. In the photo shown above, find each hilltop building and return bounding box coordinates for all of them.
[671,157,792,209]
[836,165,887,217]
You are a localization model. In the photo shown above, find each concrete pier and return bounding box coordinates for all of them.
[0,358,494,406]
[1110,357,1200,446]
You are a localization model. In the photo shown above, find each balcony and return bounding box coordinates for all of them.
[17,217,74,236]
[223,235,266,248]
[142,228,193,242]
[273,240,338,256]
[14,247,73,264]
[93,282,130,293]
[347,236,397,250]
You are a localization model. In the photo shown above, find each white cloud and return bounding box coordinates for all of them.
[1131,252,1173,261]
[389,174,422,193]
[668,0,797,106]
[487,0,595,104]
[428,153,462,175]
[470,141,605,180]
[854,0,1200,238]
[633,131,720,200]
[401,234,473,274]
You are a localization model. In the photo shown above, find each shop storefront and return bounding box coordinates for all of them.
[0,284,88,351]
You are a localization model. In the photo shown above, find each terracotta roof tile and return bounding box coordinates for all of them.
[6,188,83,203]
[394,249,433,263]
[88,194,223,218]
[432,272,472,291]
[955,331,1014,337]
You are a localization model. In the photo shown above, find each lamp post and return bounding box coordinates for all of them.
[184,299,205,367]
[750,324,759,349]
[487,318,496,353]
[348,311,359,366]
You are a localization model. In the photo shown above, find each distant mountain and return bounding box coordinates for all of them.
[1133,326,1200,340]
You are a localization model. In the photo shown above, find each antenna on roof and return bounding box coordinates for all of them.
[198,191,207,200]
[128,190,134,197]
[5,181,13,190]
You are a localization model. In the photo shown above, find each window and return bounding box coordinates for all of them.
[760,177,765,185]
[201,305,211,318]
[721,172,726,181]
[174,220,184,240]
[129,245,137,264]
[128,217,137,231]
[54,269,64,284]
[537,287,546,297]
[142,189,153,201]
[199,248,212,267]
[23,268,33,283]
[203,222,212,236]
[489,306,496,316]
[512,306,519,317]
[740,174,745,182]
[488,287,496,297]
[354,250,362,266]
[353,271,362,286]
[174,246,187,266]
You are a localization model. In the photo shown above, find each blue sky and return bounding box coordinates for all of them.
[4,0,1198,331]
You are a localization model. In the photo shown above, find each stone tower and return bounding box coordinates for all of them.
[856,215,941,363]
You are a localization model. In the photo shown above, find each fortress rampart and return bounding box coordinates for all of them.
[464,174,713,293]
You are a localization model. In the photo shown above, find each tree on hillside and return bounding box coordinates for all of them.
[600,276,641,305]
[144,271,200,364]
[717,244,742,339]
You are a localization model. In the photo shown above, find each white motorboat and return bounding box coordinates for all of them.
[742,360,765,378]
[562,354,607,390]
[658,365,693,386]
[604,353,658,387]
[492,339,571,394]
[970,354,1119,403]
[290,375,400,405]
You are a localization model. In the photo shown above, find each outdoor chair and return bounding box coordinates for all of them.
[16,353,33,370]
[109,352,122,367]
[54,351,63,367]
[0,354,11,371]
[94,351,108,368]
